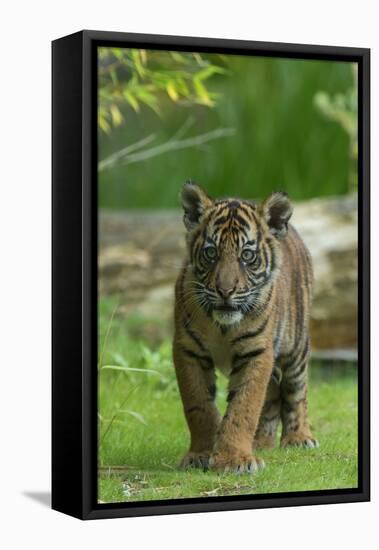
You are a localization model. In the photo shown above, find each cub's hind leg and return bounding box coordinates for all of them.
[254,367,281,449]
[280,341,318,449]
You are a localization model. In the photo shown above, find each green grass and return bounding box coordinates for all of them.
[98,299,358,503]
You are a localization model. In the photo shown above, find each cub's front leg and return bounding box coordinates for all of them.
[210,347,273,473]
[173,341,221,469]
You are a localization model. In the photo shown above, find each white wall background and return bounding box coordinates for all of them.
[0,1,376,548]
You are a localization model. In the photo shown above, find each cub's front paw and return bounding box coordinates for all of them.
[180,451,211,470]
[281,432,319,449]
[209,451,265,474]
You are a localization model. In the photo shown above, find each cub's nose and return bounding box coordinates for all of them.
[216,285,236,299]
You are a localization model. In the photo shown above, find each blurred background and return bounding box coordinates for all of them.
[97,48,358,500]
[99,49,357,206]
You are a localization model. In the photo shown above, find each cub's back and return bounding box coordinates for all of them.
[273,224,313,359]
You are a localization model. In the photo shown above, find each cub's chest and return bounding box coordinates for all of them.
[207,332,233,377]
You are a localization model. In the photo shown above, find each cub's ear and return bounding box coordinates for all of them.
[181,181,213,230]
[261,192,293,239]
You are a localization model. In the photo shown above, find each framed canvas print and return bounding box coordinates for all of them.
[52,30,370,520]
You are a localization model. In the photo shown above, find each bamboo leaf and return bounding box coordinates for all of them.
[166,82,179,101]
[110,104,123,126]
[193,79,213,106]
[123,90,140,112]
[98,114,111,133]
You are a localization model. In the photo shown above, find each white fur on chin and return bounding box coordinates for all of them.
[212,310,243,326]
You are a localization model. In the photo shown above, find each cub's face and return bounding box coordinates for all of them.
[181,182,293,326]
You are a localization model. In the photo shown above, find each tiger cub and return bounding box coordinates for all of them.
[173,181,318,473]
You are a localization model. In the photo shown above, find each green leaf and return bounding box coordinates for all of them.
[101,365,161,375]
[171,52,189,64]
[196,65,227,81]
[131,50,145,77]
[110,104,123,126]
[193,78,213,106]
[136,89,161,115]
[123,90,140,112]
[166,82,179,101]
[98,114,111,133]
[175,78,190,97]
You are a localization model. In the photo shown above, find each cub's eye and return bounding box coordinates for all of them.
[241,249,256,263]
[203,246,217,261]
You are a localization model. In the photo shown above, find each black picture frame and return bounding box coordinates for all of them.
[52,30,370,520]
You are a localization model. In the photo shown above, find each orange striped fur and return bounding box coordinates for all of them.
[173,182,318,473]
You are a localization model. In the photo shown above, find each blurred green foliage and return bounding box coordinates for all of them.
[98,50,357,209]
[98,47,226,133]
[314,64,358,190]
